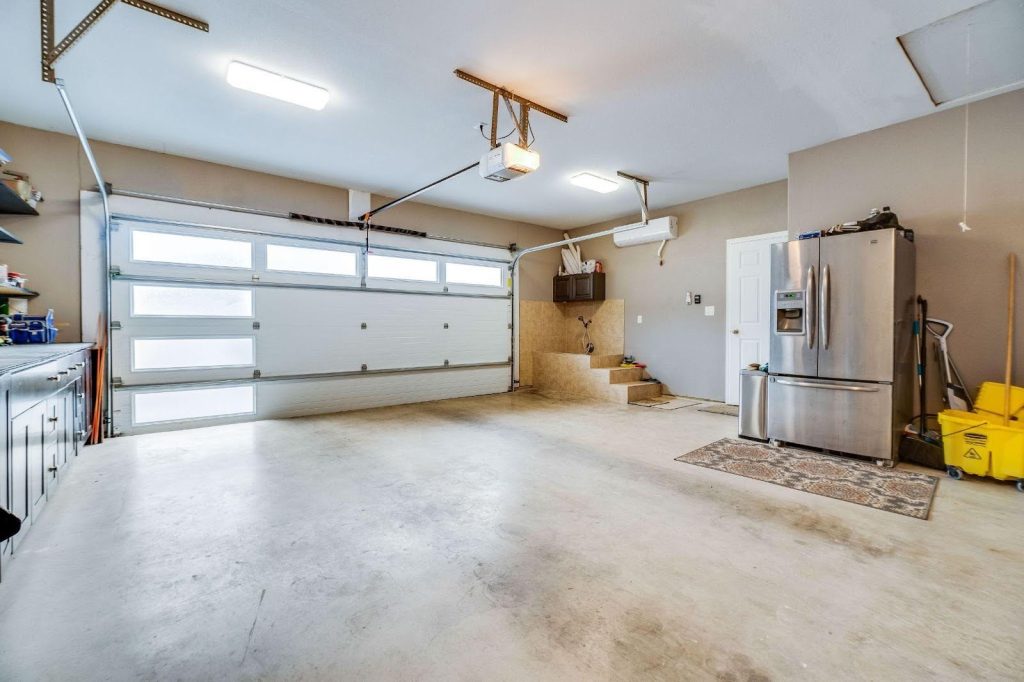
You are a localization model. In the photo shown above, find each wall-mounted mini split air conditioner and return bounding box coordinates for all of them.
[612,216,678,247]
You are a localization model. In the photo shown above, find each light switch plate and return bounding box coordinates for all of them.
[636,315,643,324]
[704,306,715,316]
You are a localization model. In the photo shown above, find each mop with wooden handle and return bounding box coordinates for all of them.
[90,315,107,445]
[1004,254,1016,426]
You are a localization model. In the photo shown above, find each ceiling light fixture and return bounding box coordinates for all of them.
[226,61,329,111]
[570,172,620,193]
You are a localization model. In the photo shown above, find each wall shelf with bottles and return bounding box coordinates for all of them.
[0,284,39,299]
[0,182,39,216]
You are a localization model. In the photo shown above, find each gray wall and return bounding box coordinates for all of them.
[788,89,1024,409]
[0,121,561,341]
[569,181,789,400]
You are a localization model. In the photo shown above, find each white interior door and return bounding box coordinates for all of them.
[725,231,788,404]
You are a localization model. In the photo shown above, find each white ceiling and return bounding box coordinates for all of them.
[0,0,997,228]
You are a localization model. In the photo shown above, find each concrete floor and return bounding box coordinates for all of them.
[1,392,1022,680]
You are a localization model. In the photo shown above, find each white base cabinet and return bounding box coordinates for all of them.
[1,345,92,581]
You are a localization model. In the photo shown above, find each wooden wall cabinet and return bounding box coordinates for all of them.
[553,273,605,303]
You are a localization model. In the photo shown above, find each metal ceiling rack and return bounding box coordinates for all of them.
[40,0,208,82]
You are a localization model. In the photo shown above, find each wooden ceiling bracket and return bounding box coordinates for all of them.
[40,0,209,83]
[455,68,567,149]
[617,171,650,225]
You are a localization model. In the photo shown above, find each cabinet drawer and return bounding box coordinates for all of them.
[10,360,63,417]
[9,354,86,417]
[767,376,894,460]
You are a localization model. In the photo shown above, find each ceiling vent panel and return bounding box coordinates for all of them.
[898,0,1024,105]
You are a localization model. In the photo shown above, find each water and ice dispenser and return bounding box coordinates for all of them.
[775,291,805,335]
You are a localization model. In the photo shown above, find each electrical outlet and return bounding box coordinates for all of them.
[685,292,693,305]
[704,306,715,316]
[694,294,702,304]
[636,315,643,324]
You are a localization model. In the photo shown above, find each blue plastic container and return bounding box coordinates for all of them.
[9,310,59,344]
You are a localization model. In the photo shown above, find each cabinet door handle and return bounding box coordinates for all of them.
[48,466,58,473]
[75,362,85,368]
[48,416,59,423]
[821,264,831,350]
[773,378,879,393]
[47,375,60,381]
[806,265,816,349]
[58,370,68,376]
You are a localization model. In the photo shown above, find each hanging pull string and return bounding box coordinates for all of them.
[959,26,972,233]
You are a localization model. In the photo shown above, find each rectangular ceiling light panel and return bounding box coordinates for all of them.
[570,172,620,193]
[898,0,1024,105]
[227,61,330,110]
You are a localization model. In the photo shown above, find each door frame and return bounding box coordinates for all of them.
[724,230,789,404]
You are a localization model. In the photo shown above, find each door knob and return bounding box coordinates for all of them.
[731,329,740,335]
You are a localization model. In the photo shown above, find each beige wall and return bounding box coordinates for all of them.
[0,121,561,341]
[788,89,1024,409]
[569,181,789,400]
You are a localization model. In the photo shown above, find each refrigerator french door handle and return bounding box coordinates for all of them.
[773,378,879,392]
[806,266,816,349]
[821,264,831,349]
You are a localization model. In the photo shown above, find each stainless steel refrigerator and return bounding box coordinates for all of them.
[767,229,916,462]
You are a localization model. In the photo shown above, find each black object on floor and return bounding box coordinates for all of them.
[899,434,946,471]
[0,506,21,543]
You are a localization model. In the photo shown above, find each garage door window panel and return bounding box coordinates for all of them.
[367,253,438,283]
[131,284,254,318]
[132,337,256,371]
[266,244,358,277]
[133,385,255,425]
[130,229,253,269]
[445,262,504,288]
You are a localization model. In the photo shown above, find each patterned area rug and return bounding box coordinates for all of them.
[698,403,740,417]
[676,438,938,519]
[629,396,701,410]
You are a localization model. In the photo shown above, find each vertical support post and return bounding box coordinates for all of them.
[41,0,55,82]
[519,102,530,148]
[55,80,114,438]
[1004,253,1016,426]
[490,91,499,149]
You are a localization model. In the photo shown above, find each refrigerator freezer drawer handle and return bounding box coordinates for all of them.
[773,378,880,393]
[821,264,831,349]
[806,265,816,349]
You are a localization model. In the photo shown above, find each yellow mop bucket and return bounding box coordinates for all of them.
[937,409,1024,491]
[973,382,1024,421]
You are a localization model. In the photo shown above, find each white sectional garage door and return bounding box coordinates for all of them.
[102,205,512,435]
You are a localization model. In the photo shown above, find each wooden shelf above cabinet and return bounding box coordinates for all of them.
[0,183,39,216]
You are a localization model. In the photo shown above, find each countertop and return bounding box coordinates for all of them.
[0,343,94,375]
